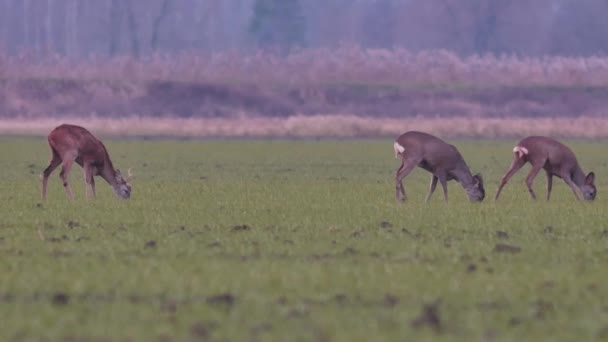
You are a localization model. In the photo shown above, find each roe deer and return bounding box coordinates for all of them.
[41,124,132,200]
[494,136,596,201]
[393,131,485,202]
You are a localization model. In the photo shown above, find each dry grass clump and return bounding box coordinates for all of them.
[4,48,608,87]
[4,48,608,123]
[1,116,607,139]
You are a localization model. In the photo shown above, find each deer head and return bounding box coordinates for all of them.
[581,172,596,201]
[466,173,485,202]
[114,169,132,199]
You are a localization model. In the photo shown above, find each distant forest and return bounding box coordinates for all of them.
[2,0,608,58]
[2,0,608,120]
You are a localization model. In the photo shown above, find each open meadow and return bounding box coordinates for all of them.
[1,137,608,341]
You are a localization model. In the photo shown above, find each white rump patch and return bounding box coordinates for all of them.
[393,142,405,158]
[513,146,529,159]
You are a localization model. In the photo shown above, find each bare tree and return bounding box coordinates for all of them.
[65,0,78,57]
[0,0,606,58]
[438,0,511,54]
[150,0,171,51]
[109,0,122,56]
[45,0,53,53]
[550,0,608,55]
[125,0,140,58]
[23,0,30,48]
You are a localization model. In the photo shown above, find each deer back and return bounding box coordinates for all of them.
[49,124,113,168]
[395,131,466,170]
[517,136,580,169]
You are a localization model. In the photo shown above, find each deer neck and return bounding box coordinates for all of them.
[450,164,475,190]
[572,165,587,188]
[96,148,119,186]
[99,163,119,188]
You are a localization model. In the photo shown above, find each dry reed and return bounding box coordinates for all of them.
[1,116,607,139]
[5,48,608,87]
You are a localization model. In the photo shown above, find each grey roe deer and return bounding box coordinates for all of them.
[41,124,132,200]
[494,136,596,201]
[393,131,485,202]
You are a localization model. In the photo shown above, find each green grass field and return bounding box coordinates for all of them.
[1,137,607,341]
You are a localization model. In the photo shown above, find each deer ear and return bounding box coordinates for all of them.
[585,172,595,185]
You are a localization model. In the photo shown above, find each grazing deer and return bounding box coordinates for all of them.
[41,124,132,200]
[394,131,485,203]
[494,136,596,201]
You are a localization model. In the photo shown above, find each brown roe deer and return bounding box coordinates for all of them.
[494,136,596,201]
[41,124,132,200]
[393,131,485,203]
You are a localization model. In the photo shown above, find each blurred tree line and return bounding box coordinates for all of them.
[1,0,608,58]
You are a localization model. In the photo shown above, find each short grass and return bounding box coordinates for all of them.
[1,137,608,341]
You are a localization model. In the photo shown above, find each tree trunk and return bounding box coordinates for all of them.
[66,0,78,57]
[125,0,140,58]
[109,0,122,56]
[23,0,29,48]
[150,0,171,51]
[45,0,53,54]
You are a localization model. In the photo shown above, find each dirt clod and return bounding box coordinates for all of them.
[380,221,393,228]
[509,317,523,326]
[161,299,178,313]
[534,300,554,319]
[598,326,608,339]
[232,224,251,232]
[334,294,347,304]
[383,294,399,307]
[343,247,358,255]
[0,293,15,302]
[144,240,157,249]
[494,243,521,254]
[411,301,442,333]
[190,322,209,338]
[350,230,363,238]
[206,293,235,306]
[496,231,509,239]
[52,292,69,306]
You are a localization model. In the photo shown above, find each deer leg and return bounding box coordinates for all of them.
[59,158,76,200]
[546,171,553,201]
[525,164,543,200]
[41,150,61,200]
[438,174,449,202]
[395,158,419,202]
[395,160,405,200]
[424,175,439,203]
[84,164,96,200]
[562,173,581,200]
[494,156,526,201]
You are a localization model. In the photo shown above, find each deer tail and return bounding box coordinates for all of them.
[394,141,405,159]
[513,145,529,159]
